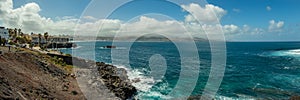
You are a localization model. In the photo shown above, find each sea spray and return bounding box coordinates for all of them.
[114,65,156,92]
[114,65,174,99]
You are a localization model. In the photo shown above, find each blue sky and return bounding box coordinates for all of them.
[12,0,300,26]
[4,0,300,41]
[208,0,300,27]
[12,0,91,19]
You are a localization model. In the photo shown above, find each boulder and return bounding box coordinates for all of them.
[96,62,137,100]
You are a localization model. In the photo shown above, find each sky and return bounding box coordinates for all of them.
[1,0,300,41]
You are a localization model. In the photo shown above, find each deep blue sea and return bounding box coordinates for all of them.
[60,41,300,99]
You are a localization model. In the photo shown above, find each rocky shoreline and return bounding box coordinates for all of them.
[2,47,300,100]
[0,47,137,100]
[47,53,137,99]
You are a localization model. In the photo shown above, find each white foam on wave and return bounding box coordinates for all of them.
[114,65,155,92]
[283,66,291,69]
[271,49,300,57]
[73,46,82,49]
[111,65,258,99]
[128,69,156,92]
[114,65,174,99]
[136,91,172,99]
[99,47,127,50]
[286,49,300,55]
[215,94,256,100]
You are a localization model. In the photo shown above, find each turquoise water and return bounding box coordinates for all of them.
[60,41,300,99]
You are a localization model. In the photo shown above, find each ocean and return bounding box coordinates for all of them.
[60,41,300,99]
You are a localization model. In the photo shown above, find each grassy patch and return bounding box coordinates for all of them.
[49,56,73,73]
[22,48,75,74]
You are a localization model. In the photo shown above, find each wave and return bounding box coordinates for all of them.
[114,65,155,91]
[113,65,174,99]
[285,49,300,55]
[214,95,256,100]
[114,64,250,99]
[268,49,300,57]
[73,46,82,49]
[136,91,172,99]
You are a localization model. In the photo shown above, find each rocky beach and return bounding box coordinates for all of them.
[0,46,137,100]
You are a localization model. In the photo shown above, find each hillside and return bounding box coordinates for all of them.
[0,47,136,100]
[0,48,86,99]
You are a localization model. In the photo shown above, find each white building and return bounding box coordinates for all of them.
[31,34,47,44]
[31,34,71,44]
[0,27,9,40]
[48,36,70,43]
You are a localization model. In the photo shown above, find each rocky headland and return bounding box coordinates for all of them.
[0,47,137,100]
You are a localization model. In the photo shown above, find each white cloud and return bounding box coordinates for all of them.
[0,0,66,34]
[0,0,238,38]
[243,25,250,32]
[0,0,123,35]
[266,6,272,11]
[103,16,244,38]
[241,25,265,34]
[233,8,240,13]
[180,3,244,36]
[120,16,184,35]
[0,0,13,16]
[82,16,97,21]
[268,20,284,32]
[78,19,122,36]
[252,28,264,34]
[223,24,240,34]
[1,0,276,41]
[181,3,227,24]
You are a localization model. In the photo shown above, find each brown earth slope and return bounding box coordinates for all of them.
[0,50,86,100]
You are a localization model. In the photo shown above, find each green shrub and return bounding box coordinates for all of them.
[65,54,72,57]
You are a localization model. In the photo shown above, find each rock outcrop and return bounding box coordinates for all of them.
[47,53,137,99]
[97,62,137,100]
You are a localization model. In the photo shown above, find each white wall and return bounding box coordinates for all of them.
[31,37,47,44]
[0,28,9,40]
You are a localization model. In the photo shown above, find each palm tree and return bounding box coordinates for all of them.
[0,36,2,46]
[20,32,24,37]
[7,29,12,43]
[3,38,6,46]
[0,38,6,46]
[29,43,33,49]
[18,28,21,36]
[44,32,49,43]
[38,33,42,47]
[13,28,17,41]
[44,32,49,50]
[8,29,12,37]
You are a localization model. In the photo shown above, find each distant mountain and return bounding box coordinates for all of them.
[72,35,207,42]
[96,36,207,42]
